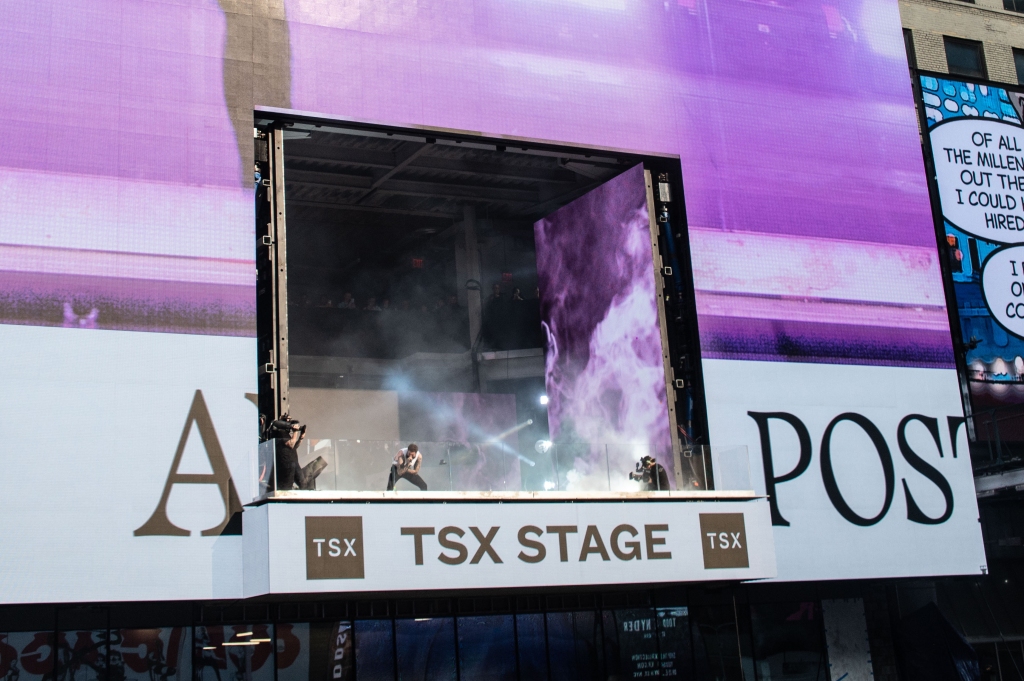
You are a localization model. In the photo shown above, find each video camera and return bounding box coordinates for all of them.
[629,456,656,482]
[262,414,305,442]
[262,413,326,491]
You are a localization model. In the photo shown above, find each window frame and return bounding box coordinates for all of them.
[943,36,987,80]
[1014,47,1024,85]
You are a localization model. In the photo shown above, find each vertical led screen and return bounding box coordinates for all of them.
[535,164,673,488]
[922,75,1024,444]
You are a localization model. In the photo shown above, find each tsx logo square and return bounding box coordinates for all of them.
[305,516,365,580]
[699,513,749,569]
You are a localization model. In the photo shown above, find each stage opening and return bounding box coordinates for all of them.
[254,115,704,495]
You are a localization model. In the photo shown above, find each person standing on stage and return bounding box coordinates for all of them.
[629,455,671,491]
[275,420,312,490]
[386,443,428,491]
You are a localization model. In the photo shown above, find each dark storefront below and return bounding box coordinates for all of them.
[0,583,910,681]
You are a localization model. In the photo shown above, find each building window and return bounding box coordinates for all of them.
[1015,48,1024,84]
[1005,0,1024,13]
[903,28,917,68]
[944,37,987,79]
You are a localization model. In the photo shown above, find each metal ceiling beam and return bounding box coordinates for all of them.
[286,146,395,169]
[286,179,372,193]
[288,198,462,219]
[404,156,580,184]
[561,160,612,180]
[517,179,598,218]
[285,168,374,188]
[289,146,585,186]
[355,143,432,205]
[372,178,538,204]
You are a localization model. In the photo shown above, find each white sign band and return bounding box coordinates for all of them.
[242,500,777,596]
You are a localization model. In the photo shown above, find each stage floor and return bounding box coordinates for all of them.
[251,489,761,504]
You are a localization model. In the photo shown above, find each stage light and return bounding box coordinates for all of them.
[543,481,556,490]
[535,440,553,454]
[487,420,534,444]
[539,395,549,405]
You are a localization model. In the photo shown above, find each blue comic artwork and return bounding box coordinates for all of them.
[921,75,1024,414]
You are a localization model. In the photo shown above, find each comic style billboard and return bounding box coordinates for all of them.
[922,75,1024,430]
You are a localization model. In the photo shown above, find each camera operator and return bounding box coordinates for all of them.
[272,418,315,490]
[629,455,670,491]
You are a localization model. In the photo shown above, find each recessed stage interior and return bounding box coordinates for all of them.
[256,116,695,494]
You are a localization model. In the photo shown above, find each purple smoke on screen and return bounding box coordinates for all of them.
[0,0,252,336]
[535,165,672,489]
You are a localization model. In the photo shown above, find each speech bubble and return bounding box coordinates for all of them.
[930,118,1024,244]
[982,245,1024,338]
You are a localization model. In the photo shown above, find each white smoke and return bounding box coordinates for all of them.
[557,207,672,491]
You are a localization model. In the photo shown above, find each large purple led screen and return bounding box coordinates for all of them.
[0,0,952,363]
[0,0,983,598]
[1,1,255,336]
[0,0,259,604]
[282,0,951,369]
[0,0,952,367]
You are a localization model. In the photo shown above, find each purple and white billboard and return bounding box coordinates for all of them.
[0,0,983,601]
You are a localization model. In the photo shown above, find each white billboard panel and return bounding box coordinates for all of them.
[704,359,986,581]
[0,325,256,603]
[242,499,777,596]
[0,327,986,604]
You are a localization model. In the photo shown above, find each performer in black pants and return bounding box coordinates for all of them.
[387,443,428,491]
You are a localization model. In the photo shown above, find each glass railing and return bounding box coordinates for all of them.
[254,440,751,499]
[257,438,275,499]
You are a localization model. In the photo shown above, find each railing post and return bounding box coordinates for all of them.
[553,445,560,491]
[605,444,611,492]
[333,440,338,491]
[501,444,509,492]
[705,446,712,491]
